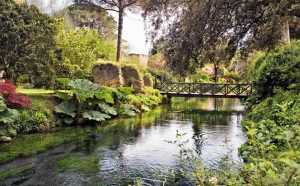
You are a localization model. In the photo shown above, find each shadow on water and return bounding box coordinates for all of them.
[0,98,247,186]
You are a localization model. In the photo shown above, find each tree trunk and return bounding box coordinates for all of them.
[116,5,124,62]
[213,65,218,83]
[281,20,290,44]
[5,68,14,81]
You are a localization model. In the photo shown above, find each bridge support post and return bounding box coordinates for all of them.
[162,95,172,104]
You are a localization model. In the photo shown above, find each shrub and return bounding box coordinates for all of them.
[0,82,16,96]
[247,41,300,105]
[189,69,212,83]
[5,94,31,108]
[14,99,55,133]
[0,81,31,108]
[240,91,300,185]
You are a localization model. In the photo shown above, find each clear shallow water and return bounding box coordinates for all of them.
[0,98,247,186]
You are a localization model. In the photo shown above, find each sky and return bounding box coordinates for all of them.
[110,11,151,55]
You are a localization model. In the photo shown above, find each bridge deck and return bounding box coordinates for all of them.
[157,82,252,98]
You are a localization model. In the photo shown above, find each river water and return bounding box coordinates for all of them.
[0,98,247,186]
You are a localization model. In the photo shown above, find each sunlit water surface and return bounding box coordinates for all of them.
[0,98,247,185]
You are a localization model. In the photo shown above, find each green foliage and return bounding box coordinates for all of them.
[0,95,19,136]
[98,103,117,116]
[54,90,72,101]
[54,79,162,123]
[95,87,115,104]
[55,28,116,79]
[247,41,300,106]
[69,79,101,102]
[14,98,56,133]
[119,104,140,116]
[142,1,300,75]
[54,101,76,117]
[0,108,19,125]
[56,4,116,40]
[0,0,60,88]
[82,110,111,122]
[114,87,134,101]
[56,78,71,90]
[189,69,212,83]
[54,101,76,124]
[240,91,300,185]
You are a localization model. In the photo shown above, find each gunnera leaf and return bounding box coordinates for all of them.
[0,98,7,112]
[98,103,117,116]
[0,108,19,124]
[54,101,76,117]
[82,110,111,122]
[69,79,101,102]
[95,88,114,104]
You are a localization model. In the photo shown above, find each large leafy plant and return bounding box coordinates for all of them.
[55,79,113,124]
[54,79,162,124]
[0,94,19,136]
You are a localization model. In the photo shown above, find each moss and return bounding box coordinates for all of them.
[0,127,93,165]
[57,155,99,174]
[0,164,34,182]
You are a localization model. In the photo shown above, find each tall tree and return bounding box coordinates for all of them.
[73,0,138,62]
[54,5,117,40]
[141,0,300,75]
[0,0,60,87]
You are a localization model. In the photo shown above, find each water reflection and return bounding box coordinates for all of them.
[0,98,247,186]
[95,98,247,184]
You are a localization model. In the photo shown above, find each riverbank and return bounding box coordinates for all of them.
[0,80,163,148]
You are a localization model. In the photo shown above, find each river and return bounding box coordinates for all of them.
[0,98,247,186]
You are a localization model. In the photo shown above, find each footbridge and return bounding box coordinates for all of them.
[156,82,252,98]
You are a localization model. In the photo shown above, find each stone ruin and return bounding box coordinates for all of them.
[92,62,154,93]
[143,73,154,87]
[92,63,122,88]
[121,66,144,93]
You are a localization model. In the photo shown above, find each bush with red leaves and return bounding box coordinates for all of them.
[5,93,32,108]
[0,80,32,108]
[0,82,16,96]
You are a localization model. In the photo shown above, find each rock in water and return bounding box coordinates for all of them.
[0,136,12,143]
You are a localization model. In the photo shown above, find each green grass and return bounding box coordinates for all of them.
[0,164,34,181]
[17,88,55,96]
[57,155,99,174]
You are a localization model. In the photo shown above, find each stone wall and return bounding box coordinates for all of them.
[92,63,122,88]
[92,62,154,93]
[143,73,154,87]
[121,66,144,93]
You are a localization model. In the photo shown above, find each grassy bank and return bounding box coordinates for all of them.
[0,82,162,165]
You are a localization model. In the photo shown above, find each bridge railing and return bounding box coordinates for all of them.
[156,82,252,97]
